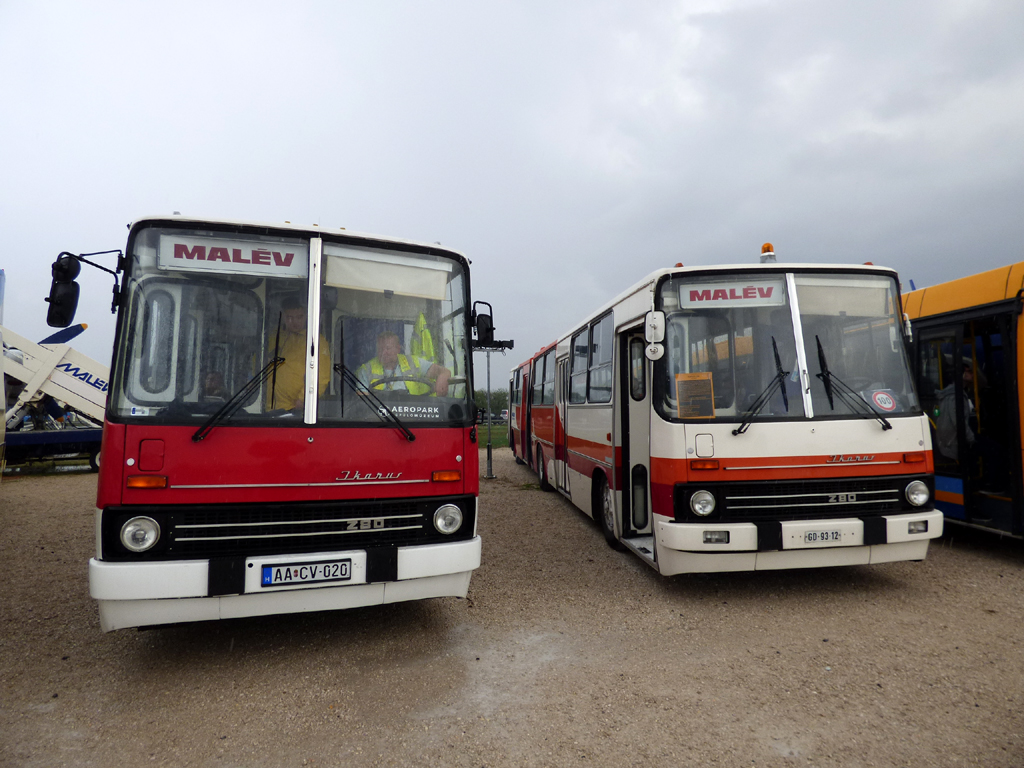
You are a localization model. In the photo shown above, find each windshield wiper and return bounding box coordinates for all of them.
[815,336,892,431]
[733,337,789,435]
[333,363,416,442]
[192,357,285,442]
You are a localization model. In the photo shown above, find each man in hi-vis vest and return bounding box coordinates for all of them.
[356,331,451,396]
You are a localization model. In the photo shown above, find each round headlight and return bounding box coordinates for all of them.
[690,490,716,517]
[121,516,161,552]
[433,504,463,534]
[905,480,930,507]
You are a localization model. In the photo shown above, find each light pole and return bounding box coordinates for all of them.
[484,349,495,479]
[471,301,513,481]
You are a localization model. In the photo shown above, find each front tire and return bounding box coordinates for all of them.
[596,474,625,550]
[537,447,553,492]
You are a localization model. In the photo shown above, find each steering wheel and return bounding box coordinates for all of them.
[371,374,440,389]
[370,375,468,390]
[843,377,875,392]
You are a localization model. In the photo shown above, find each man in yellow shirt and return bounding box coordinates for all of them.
[356,331,451,396]
[267,296,330,410]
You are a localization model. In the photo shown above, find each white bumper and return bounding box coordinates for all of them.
[654,510,943,575]
[90,537,481,632]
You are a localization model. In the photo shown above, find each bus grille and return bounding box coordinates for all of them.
[101,495,476,560]
[674,475,929,523]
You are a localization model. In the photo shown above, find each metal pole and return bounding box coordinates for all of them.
[485,349,495,479]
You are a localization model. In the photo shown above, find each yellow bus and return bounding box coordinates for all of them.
[903,263,1024,536]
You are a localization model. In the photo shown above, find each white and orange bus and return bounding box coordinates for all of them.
[515,249,943,573]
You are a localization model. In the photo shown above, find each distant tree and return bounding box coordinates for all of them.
[474,388,508,414]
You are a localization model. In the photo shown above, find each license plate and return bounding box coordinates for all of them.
[804,529,843,544]
[260,558,352,588]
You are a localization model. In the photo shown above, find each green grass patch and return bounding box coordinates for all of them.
[476,424,509,448]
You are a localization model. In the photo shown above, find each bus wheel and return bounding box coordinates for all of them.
[88,449,100,473]
[537,447,553,492]
[596,474,625,550]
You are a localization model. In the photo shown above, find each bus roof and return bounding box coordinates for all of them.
[558,261,899,345]
[903,261,1024,320]
[128,214,469,265]
[516,261,901,367]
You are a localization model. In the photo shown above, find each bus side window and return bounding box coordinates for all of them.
[570,330,588,404]
[139,289,175,395]
[629,337,646,401]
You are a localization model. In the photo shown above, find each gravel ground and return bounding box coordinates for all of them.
[2,448,1023,768]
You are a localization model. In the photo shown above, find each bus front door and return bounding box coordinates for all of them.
[556,357,569,494]
[620,330,653,545]
[918,316,1022,535]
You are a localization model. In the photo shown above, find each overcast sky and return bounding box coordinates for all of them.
[2,0,1023,384]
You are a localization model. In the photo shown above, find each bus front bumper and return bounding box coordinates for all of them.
[90,537,481,632]
[653,510,943,575]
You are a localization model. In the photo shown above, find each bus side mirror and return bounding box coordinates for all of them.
[476,312,494,346]
[645,311,665,343]
[903,313,913,342]
[45,254,81,327]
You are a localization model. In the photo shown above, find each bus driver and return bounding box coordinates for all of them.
[357,331,451,396]
[267,296,330,410]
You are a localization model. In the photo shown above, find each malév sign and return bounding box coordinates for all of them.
[679,278,786,309]
[157,234,309,279]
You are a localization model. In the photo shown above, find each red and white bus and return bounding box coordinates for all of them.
[509,355,536,467]
[514,251,943,573]
[47,216,485,631]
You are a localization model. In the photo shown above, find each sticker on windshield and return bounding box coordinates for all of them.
[381,404,444,420]
[679,278,786,309]
[870,390,898,412]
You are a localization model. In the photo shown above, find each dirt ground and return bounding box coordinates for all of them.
[2,448,1023,768]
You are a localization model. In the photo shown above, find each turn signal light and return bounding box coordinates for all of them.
[690,460,720,470]
[903,452,926,463]
[432,470,462,483]
[126,475,168,489]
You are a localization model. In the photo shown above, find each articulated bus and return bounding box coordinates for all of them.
[46,216,485,631]
[509,354,539,468]
[903,261,1024,537]
[513,252,943,574]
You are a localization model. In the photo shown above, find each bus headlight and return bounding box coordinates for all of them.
[433,504,463,534]
[690,490,716,517]
[121,516,161,552]
[905,481,930,507]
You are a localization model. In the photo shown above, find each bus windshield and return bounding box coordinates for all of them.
[110,226,472,426]
[654,271,919,424]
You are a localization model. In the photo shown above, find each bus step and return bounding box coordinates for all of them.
[622,536,656,564]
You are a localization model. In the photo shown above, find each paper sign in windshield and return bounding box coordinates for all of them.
[676,372,715,419]
[158,234,308,279]
[680,278,786,308]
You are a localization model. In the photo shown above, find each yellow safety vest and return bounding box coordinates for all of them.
[369,355,432,396]
[411,313,436,363]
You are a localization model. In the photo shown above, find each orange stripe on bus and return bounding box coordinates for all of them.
[935,490,964,505]
[650,451,930,485]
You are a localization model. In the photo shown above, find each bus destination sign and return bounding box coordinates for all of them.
[157,234,309,279]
